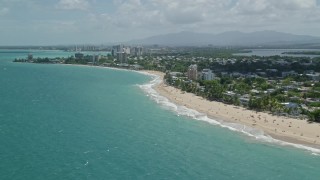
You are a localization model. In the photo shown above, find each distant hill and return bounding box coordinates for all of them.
[129,30,320,46]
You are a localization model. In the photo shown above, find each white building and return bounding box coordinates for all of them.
[124,47,131,54]
[201,69,215,81]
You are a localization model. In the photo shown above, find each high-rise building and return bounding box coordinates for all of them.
[112,44,130,63]
[132,46,143,57]
[116,52,128,64]
[90,54,101,65]
[75,52,84,59]
[187,64,198,81]
[112,44,124,57]
[201,69,215,81]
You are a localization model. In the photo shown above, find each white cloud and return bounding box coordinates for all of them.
[0,7,9,15]
[109,0,165,28]
[106,0,232,29]
[278,0,317,9]
[232,0,317,14]
[56,0,90,10]
[150,0,231,24]
[53,0,319,37]
[85,0,319,38]
[1,0,320,44]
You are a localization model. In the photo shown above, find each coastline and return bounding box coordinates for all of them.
[19,62,320,152]
[142,70,320,152]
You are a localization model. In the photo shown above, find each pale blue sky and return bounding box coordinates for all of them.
[0,0,320,45]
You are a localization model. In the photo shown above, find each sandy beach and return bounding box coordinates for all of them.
[144,70,320,149]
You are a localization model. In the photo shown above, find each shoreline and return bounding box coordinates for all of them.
[17,62,320,152]
[142,70,320,152]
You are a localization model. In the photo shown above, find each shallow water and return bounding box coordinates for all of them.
[1,50,320,179]
[233,49,320,58]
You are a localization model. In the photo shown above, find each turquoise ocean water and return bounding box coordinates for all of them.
[1,50,320,179]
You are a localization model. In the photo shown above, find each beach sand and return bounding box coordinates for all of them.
[144,70,320,149]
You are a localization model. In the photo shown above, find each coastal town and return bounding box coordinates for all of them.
[4,0,320,178]
[14,45,320,123]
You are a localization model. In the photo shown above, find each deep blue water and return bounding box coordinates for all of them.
[1,50,320,180]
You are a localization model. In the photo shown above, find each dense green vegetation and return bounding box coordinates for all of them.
[154,51,320,122]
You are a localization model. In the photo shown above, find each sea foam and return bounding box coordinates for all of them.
[138,72,320,155]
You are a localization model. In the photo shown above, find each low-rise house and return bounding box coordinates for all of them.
[300,60,313,66]
[130,64,143,70]
[289,96,300,101]
[306,73,320,81]
[172,76,178,81]
[287,102,299,108]
[50,59,62,64]
[277,60,290,66]
[245,73,258,78]
[231,72,244,78]
[266,69,278,73]
[170,72,183,77]
[306,98,320,104]
[281,102,301,115]
[282,85,297,91]
[304,70,315,74]
[266,89,276,94]
[198,86,205,92]
[224,91,237,97]
[282,71,298,77]
[298,87,311,92]
[292,81,303,86]
[257,72,267,77]
[221,72,229,77]
[240,94,250,105]
[251,89,260,94]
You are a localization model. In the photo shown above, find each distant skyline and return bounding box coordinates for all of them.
[1,0,320,45]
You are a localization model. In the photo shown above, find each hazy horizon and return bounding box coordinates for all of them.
[1,0,320,45]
